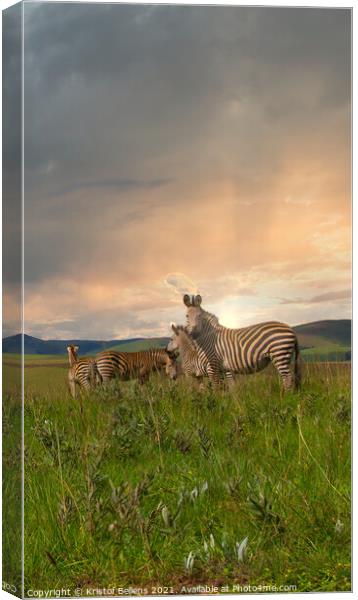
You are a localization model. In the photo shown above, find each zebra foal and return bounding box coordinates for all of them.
[95,348,178,384]
[67,345,102,398]
[167,324,212,386]
[183,294,302,391]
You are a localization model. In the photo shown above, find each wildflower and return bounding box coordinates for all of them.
[184,551,195,573]
[161,505,170,528]
[335,519,344,534]
[236,537,248,563]
[190,487,198,502]
[201,481,208,494]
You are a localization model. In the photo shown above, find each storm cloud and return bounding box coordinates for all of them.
[9,3,351,338]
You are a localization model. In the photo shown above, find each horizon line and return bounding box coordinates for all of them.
[2,317,352,343]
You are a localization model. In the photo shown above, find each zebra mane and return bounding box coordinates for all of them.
[202,310,220,328]
[175,325,199,351]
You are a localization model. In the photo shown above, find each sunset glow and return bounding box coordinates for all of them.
[7,4,350,340]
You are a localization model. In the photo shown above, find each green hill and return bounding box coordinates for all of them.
[293,319,351,347]
[2,334,147,355]
[87,337,170,354]
[293,320,351,362]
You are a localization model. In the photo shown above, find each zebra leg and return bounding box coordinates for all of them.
[207,364,221,388]
[225,371,235,388]
[139,366,149,384]
[82,380,91,392]
[68,373,76,398]
[196,376,206,392]
[271,352,294,392]
[88,361,102,389]
[281,371,294,391]
[95,369,103,386]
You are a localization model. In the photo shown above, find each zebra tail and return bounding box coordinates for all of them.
[294,338,302,390]
[89,361,102,388]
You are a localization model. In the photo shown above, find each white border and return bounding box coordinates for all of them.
[0,1,354,600]
[0,1,355,8]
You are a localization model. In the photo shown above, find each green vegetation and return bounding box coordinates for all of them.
[2,364,22,596]
[294,320,351,348]
[301,345,351,363]
[102,338,171,354]
[294,320,351,362]
[3,353,67,365]
[13,359,351,594]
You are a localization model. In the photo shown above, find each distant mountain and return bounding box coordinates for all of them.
[293,319,351,348]
[293,320,351,362]
[3,320,351,361]
[2,334,147,355]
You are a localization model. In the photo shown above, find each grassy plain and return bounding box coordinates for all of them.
[3,357,351,595]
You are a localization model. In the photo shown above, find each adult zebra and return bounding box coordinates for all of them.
[95,348,178,384]
[183,294,302,391]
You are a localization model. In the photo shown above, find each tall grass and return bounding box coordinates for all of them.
[21,362,351,593]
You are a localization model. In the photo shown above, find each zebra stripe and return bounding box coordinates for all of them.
[184,295,301,390]
[167,325,217,384]
[95,348,177,383]
[67,345,102,398]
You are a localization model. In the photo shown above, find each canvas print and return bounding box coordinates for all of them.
[2,2,351,597]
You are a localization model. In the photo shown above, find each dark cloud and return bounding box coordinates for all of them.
[3,0,22,342]
[5,3,349,337]
[22,4,350,195]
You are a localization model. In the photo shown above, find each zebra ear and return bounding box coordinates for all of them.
[171,323,179,334]
[183,294,191,306]
[194,294,202,306]
[74,345,79,352]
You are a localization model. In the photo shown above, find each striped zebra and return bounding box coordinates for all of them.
[67,345,102,398]
[183,294,302,391]
[167,324,211,386]
[95,348,178,384]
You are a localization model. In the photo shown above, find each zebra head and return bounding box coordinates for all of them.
[164,349,178,380]
[167,324,181,355]
[168,323,199,353]
[183,294,203,336]
[67,344,79,365]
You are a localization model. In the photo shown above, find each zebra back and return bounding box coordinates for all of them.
[125,349,170,373]
[214,320,297,375]
[96,348,175,382]
[72,357,99,388]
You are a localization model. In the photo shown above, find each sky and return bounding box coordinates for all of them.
[4,3,351,339]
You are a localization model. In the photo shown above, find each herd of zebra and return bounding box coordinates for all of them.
[67,294,302,398]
